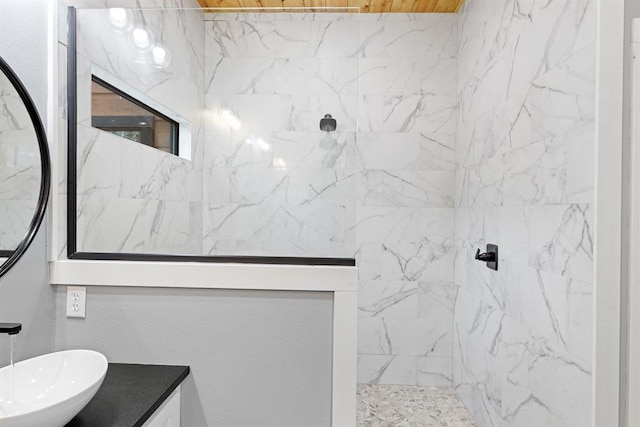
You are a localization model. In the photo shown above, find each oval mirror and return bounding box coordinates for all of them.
[0,56,50,279]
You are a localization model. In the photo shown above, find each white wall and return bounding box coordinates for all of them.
[621,0,640,424]
[453,1,596,426]
[0,0,55,365]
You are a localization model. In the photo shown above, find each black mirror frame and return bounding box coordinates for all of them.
[0,56,51,279]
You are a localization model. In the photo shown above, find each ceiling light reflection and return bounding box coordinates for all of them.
[273,157,287,168]
[130,25,154,52]
[108,8,132,31]
[152,45,172,68]
[246,138,271,152]
[219,109,242,130]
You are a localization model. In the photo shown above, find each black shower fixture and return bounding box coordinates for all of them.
[320,113,336,132]
[475,244,498,271]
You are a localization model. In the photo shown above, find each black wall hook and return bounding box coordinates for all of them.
[475,244,498,271]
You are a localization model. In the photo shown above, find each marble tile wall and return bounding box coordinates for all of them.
[0,71,41,250]
[204,12,457,386]
[355,14,457,388]
[64,2,205,254]
[203,13,360,259]
[452,0,596,426]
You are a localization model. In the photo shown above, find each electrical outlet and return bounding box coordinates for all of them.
[66,286,86,318]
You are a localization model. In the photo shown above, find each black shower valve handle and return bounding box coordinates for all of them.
[475,244,498,271]
[475,248,496,262]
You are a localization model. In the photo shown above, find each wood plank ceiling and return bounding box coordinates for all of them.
[197,0,463,13]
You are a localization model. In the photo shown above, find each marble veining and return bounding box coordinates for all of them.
[0,60,41,250]
[72,4,205,254]
[453,0,595,426]
[201,13,458,389]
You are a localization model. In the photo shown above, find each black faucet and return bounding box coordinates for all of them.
[0,323,21,335]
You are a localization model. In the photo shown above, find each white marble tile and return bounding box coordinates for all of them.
[205,20,313,59]
[502,136,566,206]
[383,95,456,133]
[357,240,454,283]
[358,316,452,358]
[356,207,454,245]
[119,138,202,202]
[528,204,593,283]
[357,21,387,59]
[357,95,384,132]
[204,167,308,205]
[274,58,358,95]
[418,282,456,318]
[77,125,202,203]
[358,58,456,96]
[416,133,456,171]
[0,200,38,250]
[358,280,419,319]
[76,126,122,199]
[454,1,596,424]
[0,167,40,201]
[519,267,570,349]
[357,132,455,173]
[72,6,206,256]
[566,278,592,365]
[457,55,511,128]
[523,340,591,427]
[526,43,596,144]
[77,8,205,124]
[311,20,359,58]
[496,206,530,266]
[205,130,358,170]
[565,124,595,204]
[456,157,504,208]
[357,132,420,169]
[357,355,417,385]
[310,94,358,131]
[505,0,596,97]
[206,94,308,132]
[458,88,531,165]
[201,169,355,257]
[77,196,200,254]
[206,58,275,94]
[381,19,457,59]
[379,170,455,208]
[417,357,453,387]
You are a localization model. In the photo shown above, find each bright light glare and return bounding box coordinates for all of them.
[152,46,166,62]
[152,45,172,68]
[219,109,242,130]
[247,138,271,152]
[131,26,154,50]
[273,157,287,168]
[108,8,130,29]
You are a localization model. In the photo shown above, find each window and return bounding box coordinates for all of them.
[91,76,179,155]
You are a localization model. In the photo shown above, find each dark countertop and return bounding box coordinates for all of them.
[65,363,190,427]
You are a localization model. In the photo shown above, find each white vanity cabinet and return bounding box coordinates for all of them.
[143,387,182,427]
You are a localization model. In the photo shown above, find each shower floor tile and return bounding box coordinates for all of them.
[356,384,476,427]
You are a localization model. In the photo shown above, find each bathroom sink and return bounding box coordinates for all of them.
[0,349,108,427]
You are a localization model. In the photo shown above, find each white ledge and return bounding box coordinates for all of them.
[50,259,358,292]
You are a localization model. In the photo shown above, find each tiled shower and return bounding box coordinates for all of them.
[68,0,597,425]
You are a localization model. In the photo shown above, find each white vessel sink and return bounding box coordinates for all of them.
[0,349,108,427]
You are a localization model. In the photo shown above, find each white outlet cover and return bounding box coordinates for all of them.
[66,286,86,318]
